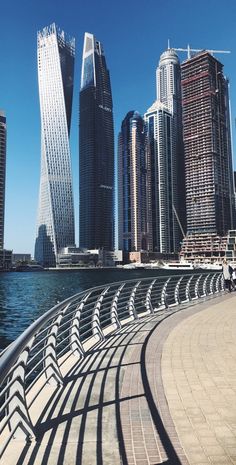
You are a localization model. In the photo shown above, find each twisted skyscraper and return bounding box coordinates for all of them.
[35,24,75,267]
[79,33,114,250]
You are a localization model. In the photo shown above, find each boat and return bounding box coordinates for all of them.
[123,264,136,269]
[123,263,145,269]
[144,261,162,269]
[160,261,196,270]
[198,262,222,271]
[15,264,45,272]
[161,261,223,271]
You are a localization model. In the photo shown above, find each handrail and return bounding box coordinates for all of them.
[0,271,224,456]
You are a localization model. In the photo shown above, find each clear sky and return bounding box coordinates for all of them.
[1,0,236,254]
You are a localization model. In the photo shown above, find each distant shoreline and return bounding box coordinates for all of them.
[45,267,133,271]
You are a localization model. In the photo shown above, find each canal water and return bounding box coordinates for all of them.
[0,268,199,350]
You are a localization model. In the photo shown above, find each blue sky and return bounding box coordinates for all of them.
[1,0,236,254]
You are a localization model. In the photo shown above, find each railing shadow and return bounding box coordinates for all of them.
[140,316,183,465]
[10,288,229,465]
[11,310,186,465]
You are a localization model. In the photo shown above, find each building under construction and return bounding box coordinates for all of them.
[180,51,235,261]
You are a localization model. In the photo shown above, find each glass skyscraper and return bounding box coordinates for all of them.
[79,33,114,250]
[35,24,75,267]
[118,111,152,252]
[0,111,6,251]
[157,48,186,249]
[144,101,173,253]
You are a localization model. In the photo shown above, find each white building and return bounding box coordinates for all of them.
[35,24,75,267]
[57,247,99,267]
[144,101,173,253]
[156,48,186,251]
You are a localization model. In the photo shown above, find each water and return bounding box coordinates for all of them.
[0,268,196,350]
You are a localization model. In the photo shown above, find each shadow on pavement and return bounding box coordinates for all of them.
[13,313,186,465]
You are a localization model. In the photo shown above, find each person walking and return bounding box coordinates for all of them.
[222,259,232,292]
[232,268,236,290]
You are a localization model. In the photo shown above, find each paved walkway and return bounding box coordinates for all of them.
[162,294,236,465]
[1,292,236,465]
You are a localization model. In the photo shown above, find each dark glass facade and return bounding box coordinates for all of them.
[118,111,152,252]
[79,34,114,250]
[0,113,6,251]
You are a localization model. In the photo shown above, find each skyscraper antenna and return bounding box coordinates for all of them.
[168,39,170,50]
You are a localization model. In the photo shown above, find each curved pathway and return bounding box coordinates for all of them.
[1,293,236,465]
[162,293,236,465]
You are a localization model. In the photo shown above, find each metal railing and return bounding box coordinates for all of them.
[0,271,223,455]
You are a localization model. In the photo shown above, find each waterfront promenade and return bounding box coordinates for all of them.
[1,291,236,465]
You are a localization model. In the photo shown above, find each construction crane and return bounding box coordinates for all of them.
[168,42,230,59]
[172,205,185,238]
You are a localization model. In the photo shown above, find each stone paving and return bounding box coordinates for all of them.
[1,292,236,465]
[162,293,236,465]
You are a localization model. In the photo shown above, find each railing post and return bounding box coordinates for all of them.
[209,273,217,294]
[44,305,69,386]
[215,273,221,292]
[220,273,225,291]
[110,284,124,329]
[174,277,183,305]
[194,274,202,298]
[160,278,170,309]
[217,272,223,292]
[128,281,140,319]
[8,341,35,440]
[185,275,194,301]
[70,293,91,357]
[203,273,210,296]
[145,279,156,314]
[92,288,109,340]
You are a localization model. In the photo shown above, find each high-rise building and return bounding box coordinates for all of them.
[234,172,236,223]
[156,48,186,248]
[180,51,235,262]
[181,51,234,236]
[118,111,152,252]
[144,101,173,253]
[79,33,114,250]
[0,111,12,270]
[35,24,75,267]
[0,111,6,250]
